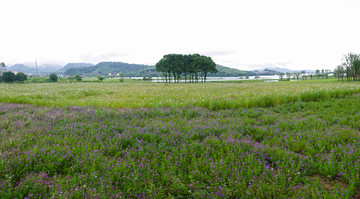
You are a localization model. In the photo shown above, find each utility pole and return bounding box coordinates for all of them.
[35,59,38,77]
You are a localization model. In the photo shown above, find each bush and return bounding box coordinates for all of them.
[97,75,104,82]
[49,73,58,82]
[2,71,16,82]
[16,72,27,82]
[75,75,82,81]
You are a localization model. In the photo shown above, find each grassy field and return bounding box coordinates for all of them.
[1,80,360,198]
[0,79,359,110]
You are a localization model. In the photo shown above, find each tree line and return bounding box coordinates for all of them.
[334,53,360,81]
[278,69,332,81]
[155,54,218,83]
[0,63,28,83]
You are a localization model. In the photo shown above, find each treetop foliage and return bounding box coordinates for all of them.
[334,52,360,81]
[155,54,218,83]
[49,73,58,82]
[0,71,27,83]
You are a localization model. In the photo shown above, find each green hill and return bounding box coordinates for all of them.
[64,62,254,77]
[57,63,94,73]
[9,64,35,74]
[64,62,155,77]
[210,65,256,77]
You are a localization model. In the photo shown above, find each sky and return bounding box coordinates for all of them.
[1,0,360,71]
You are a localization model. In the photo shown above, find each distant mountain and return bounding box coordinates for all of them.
[9,64,35,74]
[57,63,94,73]
[9,63,63,74]
[37,64,63,73]
[64,62,257,77]
[256,67,315,73]
[209,65,256,77]
[252,68,278,75]
[64,62,154,77]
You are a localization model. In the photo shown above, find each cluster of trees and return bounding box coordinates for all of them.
[155,54,218,83]
[278,71,305,81]
[278,69,331,81]
[334,53,360,81]
[0,71,27,83]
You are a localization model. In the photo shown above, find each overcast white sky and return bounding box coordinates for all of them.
[1,0,360,70]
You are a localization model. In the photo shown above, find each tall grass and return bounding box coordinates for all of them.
[1,80,359,110]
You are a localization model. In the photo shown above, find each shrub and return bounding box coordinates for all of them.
[49,73,58,82]
[97,75,104,82]
[75,75,82,81]
[16,72,27,82]
[2,71,16,82]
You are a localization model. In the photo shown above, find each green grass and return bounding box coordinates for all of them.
[1,79,360,198]
[0,80,359,110]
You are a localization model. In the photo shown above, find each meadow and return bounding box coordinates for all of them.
[0,79,359,110]
[1,80,360,198]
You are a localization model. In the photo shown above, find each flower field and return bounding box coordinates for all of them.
[1,81,360,198]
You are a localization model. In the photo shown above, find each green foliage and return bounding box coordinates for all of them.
[142,76,152,80]
[156,54,218,83]
[15,72,27,82]
[74,74,82,81]
[64,62,155,77]
[2,71,16,82]
[0,79,359,110]
[340,52,360,82]
[212,65,255,77]
[97,75,104,82]
[49,73,58,82]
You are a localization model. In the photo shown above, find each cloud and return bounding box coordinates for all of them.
[80,52,129,64]
[202,50,234,57]
[246,62,294,69]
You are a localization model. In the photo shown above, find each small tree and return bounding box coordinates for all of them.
[315,70,321,79]
[2,71,16,82]
[301,70,306,80]
[75,74,82,81]
[49,73,58,82]
[286,72,292,80]
[16,72,27,82]
[97,75,104,82]
[279,72,284,80]
[119,73,125,82]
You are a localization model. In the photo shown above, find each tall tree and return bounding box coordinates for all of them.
[286,72,292,80]
[193,54,217,82]
[279,72,284,80]
[301,70,306,80]
[343,53,360,81]
[315,70,321,79]
[353,59,360,81]
[0,62,5,76]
